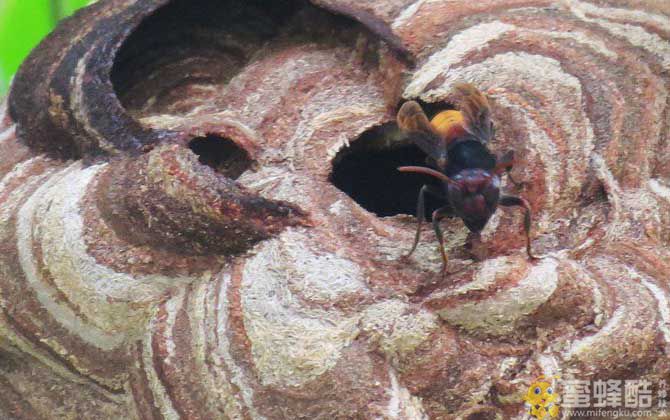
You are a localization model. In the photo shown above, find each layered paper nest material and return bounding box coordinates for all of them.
[1,0,669,418]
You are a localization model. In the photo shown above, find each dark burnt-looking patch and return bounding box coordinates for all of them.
[330,122,444,218]
[8,0,412,160]
[188,135,253,179]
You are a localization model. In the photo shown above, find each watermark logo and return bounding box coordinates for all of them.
[524,376,560,419]
[560,379,667,418]
[523,377,668,418]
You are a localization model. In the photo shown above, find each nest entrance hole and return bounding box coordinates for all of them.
[188,135,252,179]
[110,0,376,116]
[329,99,455,218]
[111,0,307,114]
[329,122,443,218]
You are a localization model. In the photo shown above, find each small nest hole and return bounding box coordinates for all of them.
[330,99,454,218]
[188,135,252,179]
[329,122,443,218]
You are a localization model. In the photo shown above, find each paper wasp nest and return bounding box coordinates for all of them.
[1,0,669,418]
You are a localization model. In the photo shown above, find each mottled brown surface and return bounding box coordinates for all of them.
[1,0,669,419]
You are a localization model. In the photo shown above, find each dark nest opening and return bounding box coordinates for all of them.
[110,0,372,115]
[188,135,253,179]
[330,122,444,218]
[111,0,303,113]
[330,99,455,218]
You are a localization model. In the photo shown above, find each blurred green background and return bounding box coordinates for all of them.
[0,0,93,96]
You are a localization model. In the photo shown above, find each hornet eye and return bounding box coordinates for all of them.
[534,387,541,395]
[547,387,553,394]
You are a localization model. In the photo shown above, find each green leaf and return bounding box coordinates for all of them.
[0,0,93,97]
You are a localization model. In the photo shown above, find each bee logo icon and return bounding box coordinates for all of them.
[524,376,560,419]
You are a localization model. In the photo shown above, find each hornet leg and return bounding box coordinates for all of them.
[499,195,537,259]
[432,206,451,275]
[465,231,487,261]
[405,184,444,258]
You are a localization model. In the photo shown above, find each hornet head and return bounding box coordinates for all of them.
[397,166,500,233]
